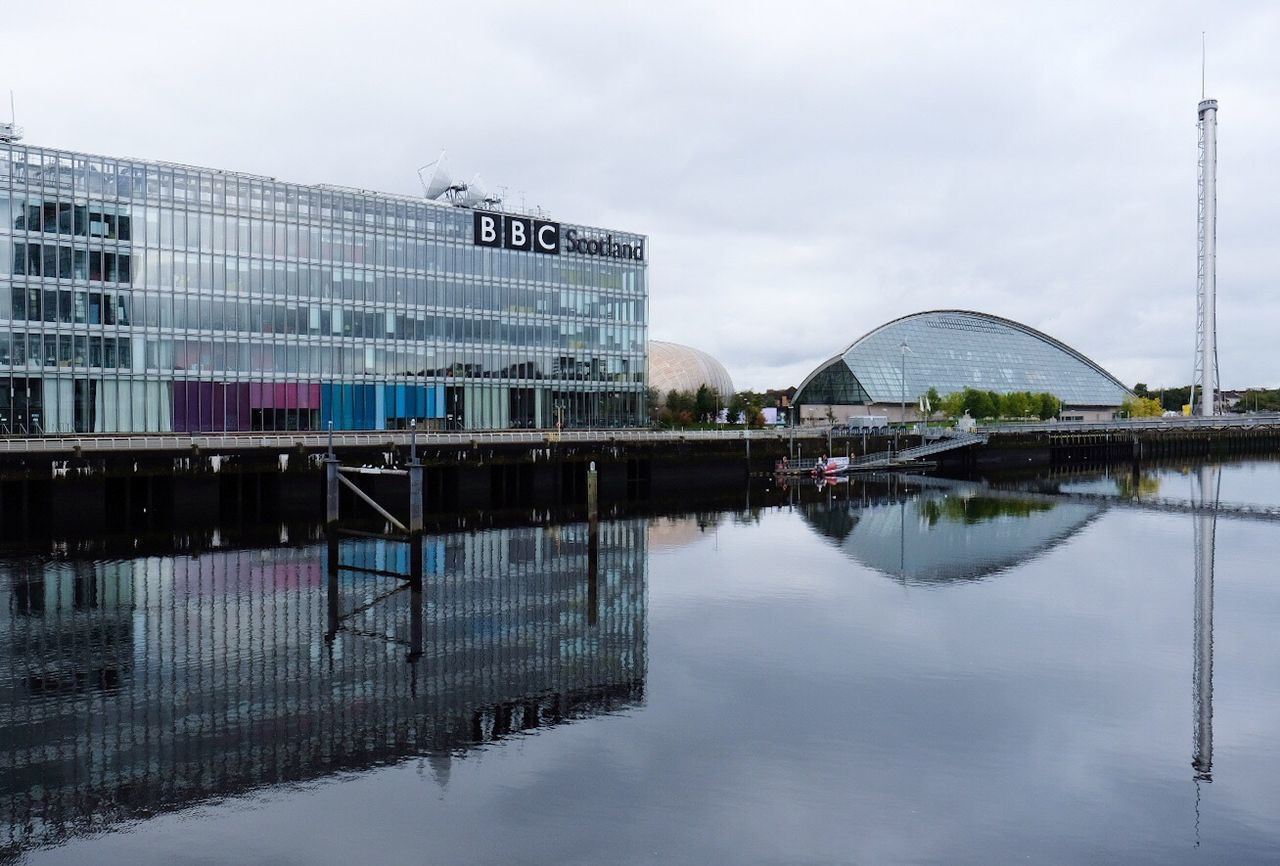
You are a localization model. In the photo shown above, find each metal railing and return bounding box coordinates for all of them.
[980,413,1280,435]
[0,425,831,455]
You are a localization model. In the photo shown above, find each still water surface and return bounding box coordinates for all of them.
[3,459,1279,864]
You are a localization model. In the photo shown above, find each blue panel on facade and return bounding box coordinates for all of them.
[340,385,354,430]
[360,385,377,430]
[320,384,334,429]
[433,385,446,419]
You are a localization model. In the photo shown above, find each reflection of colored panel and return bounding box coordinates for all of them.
[424,539,445,575]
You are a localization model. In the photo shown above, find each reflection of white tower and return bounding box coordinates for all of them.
[1192,464,1219,781]
[1192,97,1220,416]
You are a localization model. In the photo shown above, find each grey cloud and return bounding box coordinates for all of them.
[7,0,1278,389]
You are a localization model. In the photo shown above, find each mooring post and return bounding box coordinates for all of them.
[325,458,339,525]
[587,460,598,519]
[324,421,339,525]
[408,422,423,534]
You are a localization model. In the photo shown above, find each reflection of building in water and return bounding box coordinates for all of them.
[1192,465,1219,783]
[800,487,1103,583]
[647,513,725,551]
[0,521,646,855]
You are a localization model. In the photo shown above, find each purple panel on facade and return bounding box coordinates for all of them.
[284,383,298,409]
[173,382,188,432]
[274,383,287,409]
[198,382,214,430]
[212,384,227,432]
[249,382,263,407]
[237,383,252,431]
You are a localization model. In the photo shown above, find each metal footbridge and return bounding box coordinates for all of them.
[778,431,989,475]
[889,473,1280,524]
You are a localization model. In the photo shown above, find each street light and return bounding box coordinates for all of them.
[899,339,912,428]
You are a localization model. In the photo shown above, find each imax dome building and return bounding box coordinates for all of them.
[648,341,735,398]
[793,310,1131,424]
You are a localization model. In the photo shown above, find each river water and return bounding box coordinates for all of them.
[2,458,1279,864]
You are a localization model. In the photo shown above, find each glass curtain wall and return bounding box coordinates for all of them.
[0,143,648,433]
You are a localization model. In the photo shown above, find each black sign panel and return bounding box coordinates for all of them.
[471,212,561,255]
[533,219,560,255]
[503,217,533,252]
[473,211,501,248]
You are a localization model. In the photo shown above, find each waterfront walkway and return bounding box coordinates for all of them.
[0,412,1275,456]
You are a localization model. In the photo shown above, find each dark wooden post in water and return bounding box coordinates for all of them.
[587,460,598,519]
[324,422,339,525]
[408,420,424,534]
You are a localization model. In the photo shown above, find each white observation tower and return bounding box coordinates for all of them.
[1192,96,1219,416]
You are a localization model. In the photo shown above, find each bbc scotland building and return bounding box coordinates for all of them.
[0,135,648,433]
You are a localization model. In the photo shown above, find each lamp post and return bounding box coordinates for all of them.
[899,339,911,428]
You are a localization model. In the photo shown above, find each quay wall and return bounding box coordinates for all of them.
[0,420,1276,535]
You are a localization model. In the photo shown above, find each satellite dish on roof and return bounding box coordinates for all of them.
[417,151,460,200]
[461,174,489,208]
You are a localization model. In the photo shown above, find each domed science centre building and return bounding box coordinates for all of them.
[648,340,735,398]
[793,310,1132,425]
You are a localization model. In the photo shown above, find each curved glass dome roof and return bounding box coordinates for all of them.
[801,491,1104,584]
[795,310,1131,406]
[649,341,735,397]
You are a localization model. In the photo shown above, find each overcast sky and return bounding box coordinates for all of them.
[7,1,1276,390]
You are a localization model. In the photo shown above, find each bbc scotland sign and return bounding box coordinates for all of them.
[473,211,643,261]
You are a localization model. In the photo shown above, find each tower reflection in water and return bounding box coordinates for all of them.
[0,520,647,855]
[800,471,1222,790]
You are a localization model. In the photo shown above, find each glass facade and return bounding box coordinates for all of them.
[0,142,648,433]
[795,310,1131,408]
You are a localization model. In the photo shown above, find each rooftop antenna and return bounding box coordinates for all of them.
[1201,32,1206,100]
[0,90,21,143]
